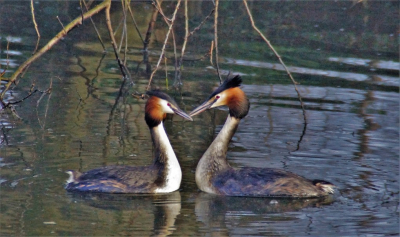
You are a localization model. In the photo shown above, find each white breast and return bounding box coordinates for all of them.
[153,122,182,193]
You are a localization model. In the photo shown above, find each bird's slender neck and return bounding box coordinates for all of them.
[150,121,182,192]
[150,122,174,165]
[196,115,240,193]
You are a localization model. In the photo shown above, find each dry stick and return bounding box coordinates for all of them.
[171,29,177,87]
[105,0,130,79]
[146,0,182,91]
[0,0,112,100]
[176,8,214,65]
[165,55,169,89]
[154,0,171,22]
[175,0,188,87]
[56,16,67,33]
[210,40,214,66]
[143,3,161,74]
[36,78,53,129]
[123,1,128,65]
[242,0,307,124]
[188,9,214,38]
[127,4,144,43]
[117,13,125,52]
[79,0,84,23]
[30,0,41,54]
[117,1,127,54]
[82,0,106,51]
[214,0,222,84]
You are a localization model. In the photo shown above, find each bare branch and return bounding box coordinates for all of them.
[56,16,67,33]
[175,0,189,87]
[213,0,222,84]
[82,0,106,51]
[127,4,144,44]
[105,0,130,79]
[143,2,161,73]
[146,0,182,91]
[187,9,214,39]
[30,0,41,54]
[243,0,307,125]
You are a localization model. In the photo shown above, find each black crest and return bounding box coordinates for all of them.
[209,75,242,99]
[146,90,178,107]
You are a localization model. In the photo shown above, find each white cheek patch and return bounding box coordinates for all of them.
[211,93,227,108]
[160,99,174,114]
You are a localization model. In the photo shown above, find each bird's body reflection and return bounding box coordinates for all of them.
[67,191,181,236]
[195,192,334,236]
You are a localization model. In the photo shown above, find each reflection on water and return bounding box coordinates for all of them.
[66,192,181,236]
[1,1,399,236]
[225,57,399,86]
[195,193,334,236]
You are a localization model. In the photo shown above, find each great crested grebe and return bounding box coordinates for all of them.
[190,76,335,197]
[66,90,192,193]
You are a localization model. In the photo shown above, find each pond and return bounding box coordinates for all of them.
[1,1,398,236]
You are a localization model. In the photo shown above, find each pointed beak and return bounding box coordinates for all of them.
[189,98,217,117]
[171,107,193,121]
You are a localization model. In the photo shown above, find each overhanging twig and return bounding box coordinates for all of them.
[243,0,307,125]
[30,0,41,54]
[214,0,222,84]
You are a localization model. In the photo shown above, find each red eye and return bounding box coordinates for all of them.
[167,103,171,106]
[216,95,220,99]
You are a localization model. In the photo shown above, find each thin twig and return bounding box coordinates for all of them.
[143,2,161,73]
[105,0,130,79]
[37,78,53,129]
[242,0,307,125]
[82,0,106,51]
[80,0,85,24]
[153,0,171,23]
[146,0,182,91]
[210,40,214,66]
[171,29,178,87]
[165,55,169,89]
[127,4,144,43]
[30,0,41,54]
[123,1,128,65]
[174,0,188,87]
[214,0,222,84]
[187,9,214,39]
[56,16,67,33]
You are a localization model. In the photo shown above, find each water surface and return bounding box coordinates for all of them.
[0,1,398,236]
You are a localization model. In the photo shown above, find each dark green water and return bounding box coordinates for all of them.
[1,1,398,236]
